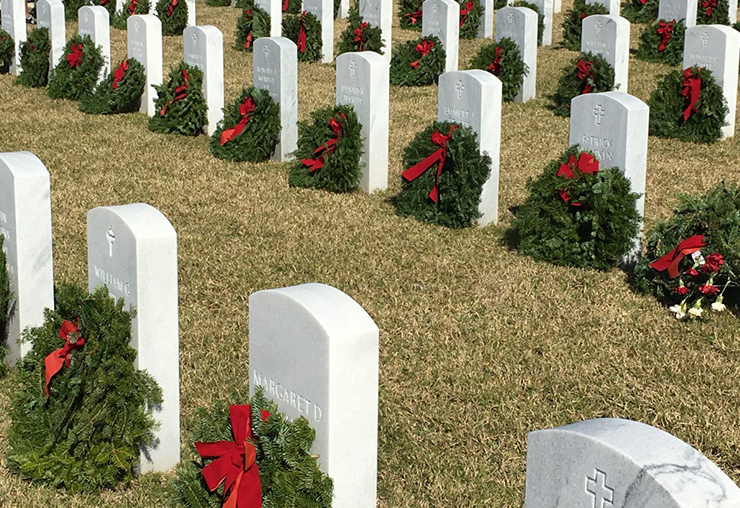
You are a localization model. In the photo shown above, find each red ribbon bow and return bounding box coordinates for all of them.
[459,1,475,27]
[67,43,83,69]
[702,0,717,16]
[410,39,434,69]
[282,0,290,10]
[301,113,347,172]
[101,0,109,5]
[160,69,189,116]
[112,59,128,90]
[128,0,139,14]
[220,97,257,145]
[297,12,308,53]
[354,22,368,51]
[650,234,707,279]
[243,9,254,48]
[195,405,271,508]
[401,125,458,203]
[44,320,85,399]
[486,46,503,75]
[657,20,674,52]
[556,152,599,206]
[404,9,422,24]
[681,67,702,121]
[167,0,177,16]
[576,59,594,94]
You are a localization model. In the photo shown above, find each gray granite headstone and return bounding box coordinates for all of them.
[1,0,26,74]
[658,0,697,26]
[359,0,392,60]
[183,25,224,136]
[585,0,619,14]
[79,5,111,81]
[581,15,630,92]
[525,418,740,508]
[495,6,537,102]
[530,0,552,45]
[304,0,333,63]
[254,0,281,36]
[128,15,163,117]
[0,152,54,364]
[37,0,66,71]
[422,0,460,72]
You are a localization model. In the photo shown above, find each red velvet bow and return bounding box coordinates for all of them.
[128,0,139,14]
[556,152,599,206]
[657,20,674,52]
[243,9,254,49]
[404,9,422,24]
[44,320,85,399]
[195,405,271,508]
[301,113,346,172]
[220,97,257,145]
[576,59,594,94]
[681,67,702,121]
[112,59,128,90]
[459,1,475,27]
[401,125,459,203]
[410,39,434,69]
[160,69,189,116]
[282,0,290,11]
[354,22,368,51]
[650,234,707,278]
[702,0,717,16]
[297,12,308,53]
[486,46,503,76]
[167,0,177,17]
[101,0,109,6]
[67,43,83,69]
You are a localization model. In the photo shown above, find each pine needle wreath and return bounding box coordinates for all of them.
[549,52,615,117]
[514,1,544,45]
[282,11,323,63]
[621,0,658,23]
[235,3,271,52]
[635,18,686,65]
[282,0,301,15]
[112,0,151,30]
[696,0,729,24]
[389,35,446,86]
[170,390,333,508]
[289,104,363,193]
[0,29,15,71]
[210,86,280,162]
[337,5,384,56]
[149,61,207,136]
[17,28,51,88]
[156,0,189,36]
[647,66,727,143]
[514,146,640,270]
[395,121,492,229]
[63,0,91,19]
[494,0,506,9]
[561,0,608,51]
[334,0,340,17]
[399,0,423,30]
[458,0,484,39]
[48,35,104,101]
[0,235,11,378]
[6,284,162,493]
[93,0,116,17]
[469,37,528,102]
[206,0,231,6]
[79,57,146,114]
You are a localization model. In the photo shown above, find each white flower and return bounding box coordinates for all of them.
[689,306,704,319]
[711,295,726,312]
[669,304,687,320]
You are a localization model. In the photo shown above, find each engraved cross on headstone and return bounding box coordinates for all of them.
[133,20,140,33]
[586,469,614,508]
[507,11,514,23]
[595,21,603,34]
[432,2,438,15]
[593,104,605,125]
[40,3,47,16]
[701,32,709,47]
[263,43,270,61]
[456,80,465,99]
[350,59,357,77]
[106,226,116,257]
[84,11,89,22]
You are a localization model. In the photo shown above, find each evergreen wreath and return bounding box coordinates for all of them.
[389,35,446,86]
[112,0,151,30]
[337,6,384,56]
[514,147,640,270]
[633,182,740,319]
[289,104,363,193]
[494,0,506,9]
[696,0,729,24]
[210,86,281,162]
[549,52,615,117]
[79,57,146,114]
[399,0,423,30]
[235,3,271,52]
[206,0,231,6]
[620,0,658,23]
[282,11,323,62]
[149,61,208,136]
[282,0,301,15]
[6,284,162,492]
[647,65,728,143]
[0,29,15,71]
[635,18,686,65]
[93,0,116,18]
[395,121,492,229]
[0,235,11,378]
[334,0,341,18]
[17,27,51,88]
[63,0,91,19]
[170,390,333,508]
[458,0,484,39]
[514,1,544,45]
[561,0,608,51]
[469,37,528,102]
[156,0,189,36]
[48,35,104,101]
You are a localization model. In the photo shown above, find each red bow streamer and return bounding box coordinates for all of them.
[301,113,346,171]
[220,97,257,145]
[702,0,717,16]
[410,39,434,69]
[167,0,177,16]
[44,320,85,399]
[243,9,254,49]
[67,43,83,69]
[556,152,599,206]
[486,46,503,76]
[354,22,368,51]
[297,12,308,53]
[681,67,702,121]
[128,0,139,14]
[401,125,459,203]
[576,59,594,94]
[112,59,128,90]
[639,0,647,5]
[650,235,707,279]
[282,0,290,11]
[195,405,271,508]
[404,9,422,24]
[160,69,189,116]
[101,0,109,5]
[459,1,475,27]
[657,20,674,52]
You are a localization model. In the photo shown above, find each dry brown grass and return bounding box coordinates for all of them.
[1,3,740,507]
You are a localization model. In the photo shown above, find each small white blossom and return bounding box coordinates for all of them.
[688,306,703,319]
[669,304,686,320]
[711,295,726,312]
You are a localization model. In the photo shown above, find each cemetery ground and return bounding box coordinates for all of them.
[1,3,740,507]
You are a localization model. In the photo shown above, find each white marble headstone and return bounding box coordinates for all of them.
[253,37,298,161]
[683,25,740,139]
[554,0,560,13]
[339,0,350,17]
[585,0,619,15]
[438,70,501,226]
[359,0,392,60]
[304,0,333,63]
[0,152,54,364]
[249,283,379,508]
[529,0,553,45]
[1,0,26,74]
[128,15,163,117]
[183,25,224,136]
[336,52,389,192]
[254,0,281,36]
[477,0,494,38]
[730,0,738,23]
[658,0,697,26]
[78,5,111,81]
[37,0,66,71]
[581,15,630,92]
[422,0,460,72]
[87,203,180,473]
[186,0,195,27]
[495,6,537,102]
[525,418,740,508]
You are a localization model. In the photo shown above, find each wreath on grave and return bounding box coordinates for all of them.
[210,86,281,162]
[620,0,658,23]
[156,0,189,36]
[632,182,740,319]
[6,284,162,492]
[513,146,640,269]
[395,121,492,229]
[696,0,729,25]
[79,57,146,114]
[470,37,528,102]
[235,3,271,52]
[48,35,104,101]
[206,0,231,6]
[337,5,384,55]
[635,18,686,65]
[17,27,52,88]
[170,391,333,508]
[458,0,484,39]
[514,1,544,45]
[0,29,15,72]
[399,0,423,30]
[289,104,363,193]
[93,0,116,17]
[494,0,506,9]
[647,65,727,143]
[549,52,615,117]
[112,0,151,30]
[389,35,446,86]
[282,0,301,15]
[63,0,91,19]
[0,235,11,378]
[282,11,323,63]
[149,61,208,136]
[561,0,609,51]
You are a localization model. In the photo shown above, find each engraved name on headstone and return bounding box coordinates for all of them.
[658,0,697,27]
